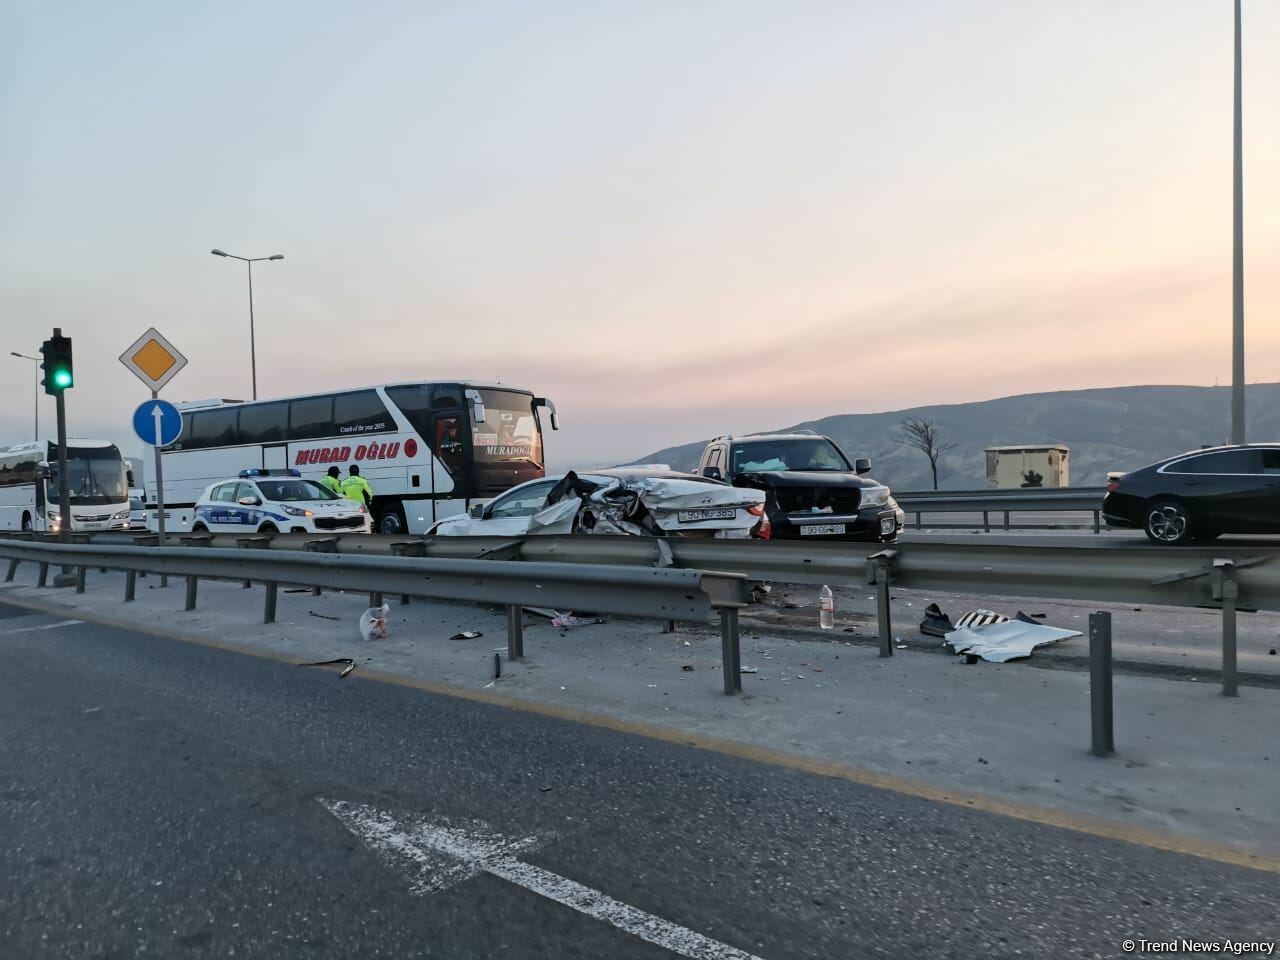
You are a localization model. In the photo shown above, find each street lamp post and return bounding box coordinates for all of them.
[9,351,38,441]
[210,249,284,401]
[1231,0,1245,445]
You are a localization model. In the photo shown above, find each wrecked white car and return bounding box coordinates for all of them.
[428,468,770,539]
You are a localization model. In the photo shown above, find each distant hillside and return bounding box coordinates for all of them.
[628,383,1280,490]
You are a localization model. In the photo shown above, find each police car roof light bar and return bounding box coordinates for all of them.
[238,468,301,478]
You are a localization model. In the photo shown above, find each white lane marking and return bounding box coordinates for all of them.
[3,619,83,634]
[320,799,766,960]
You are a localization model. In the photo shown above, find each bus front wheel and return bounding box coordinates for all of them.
[21,512,31,532]
[376,505,406,535]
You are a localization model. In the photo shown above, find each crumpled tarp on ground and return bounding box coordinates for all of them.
[944,620,1081,663]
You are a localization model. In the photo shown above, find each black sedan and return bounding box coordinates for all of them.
[1102,444,1280,544]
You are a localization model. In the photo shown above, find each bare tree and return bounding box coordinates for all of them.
[895,417,958,490]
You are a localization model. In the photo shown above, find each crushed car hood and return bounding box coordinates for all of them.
[538,473,765,536]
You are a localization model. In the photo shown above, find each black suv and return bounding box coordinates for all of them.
[696,432,901,542]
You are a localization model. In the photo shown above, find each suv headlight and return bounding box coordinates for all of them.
[282,505,314,518]
[861,485,891,508]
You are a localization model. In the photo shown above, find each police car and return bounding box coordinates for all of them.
[190,469,371,535]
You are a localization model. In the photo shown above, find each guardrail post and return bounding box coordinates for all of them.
[390,541,425,604]
[872,553,894,657]
[124,569,137,602]
[185,575,198,611]
[303,537,339,595]
[132,533,158,582]
[1212,559,1239,697]
[37,561,48,587]
[506,604,524,660]
[982,510,989,533]
[75,565,86,593]
[1088,611,1115,757]
[370,591,383,608]
[915,511,922,530]
[236,535,271,589]
[1093,510,1101,534]
[720,607,741,694]
[4,558,16,582]
[263,582,278,624]
[1003,509,1010,531]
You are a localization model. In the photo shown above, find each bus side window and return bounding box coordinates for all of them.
[238,402,288,444]
[290,397,334,441]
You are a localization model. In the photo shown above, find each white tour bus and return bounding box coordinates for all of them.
[151,381,558,535]
[0,439,132,533]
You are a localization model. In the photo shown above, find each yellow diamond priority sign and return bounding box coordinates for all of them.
[120,328,188,392]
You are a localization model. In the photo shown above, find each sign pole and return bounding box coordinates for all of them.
[119,327,187,587]
[151,389,169,585]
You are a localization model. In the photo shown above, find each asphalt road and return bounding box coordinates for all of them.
[2,601,1276,960]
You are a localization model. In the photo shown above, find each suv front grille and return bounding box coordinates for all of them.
[775,488,860,515]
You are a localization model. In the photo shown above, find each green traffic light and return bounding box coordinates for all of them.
[52,369,72,389]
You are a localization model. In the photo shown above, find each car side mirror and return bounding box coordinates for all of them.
[702,466,722,481]
[468,504,485,519]
[238,496,260,506]
[34,462,51,480]
[854,458,872,474]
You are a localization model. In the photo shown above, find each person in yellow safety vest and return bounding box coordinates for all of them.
[319,466,343,497]
[340,464,373,509]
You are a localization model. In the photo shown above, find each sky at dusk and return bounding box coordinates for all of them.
[3,1,1278,468]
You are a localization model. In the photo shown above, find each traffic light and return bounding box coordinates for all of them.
[40,331,73,396]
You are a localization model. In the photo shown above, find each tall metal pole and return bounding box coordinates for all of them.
[151,388,168,587]
[1231,0,1245,445]
[247,259,258,401]
[55,391,70,545]
[10,353,39,441]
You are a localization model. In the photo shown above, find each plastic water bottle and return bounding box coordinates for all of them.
[819,585,835,630]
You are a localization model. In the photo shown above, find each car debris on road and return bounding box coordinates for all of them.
[920,603,1081,662]
[298,657,356,678]
[945,618,1081,662]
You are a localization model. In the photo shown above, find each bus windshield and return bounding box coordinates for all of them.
[474,390,543,469]
[51,446,128,505]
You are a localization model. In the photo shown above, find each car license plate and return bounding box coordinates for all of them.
[799,523,846,536]
[678,508,737,522]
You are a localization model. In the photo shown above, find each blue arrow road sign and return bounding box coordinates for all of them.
[133,398,183,447]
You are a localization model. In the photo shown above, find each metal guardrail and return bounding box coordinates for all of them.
[3,525,1272,715]
[0,540,751,695]
[7,530,1274,692]
[893,487,1107,532]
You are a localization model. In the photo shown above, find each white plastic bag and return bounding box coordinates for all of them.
[359,603,389,641]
